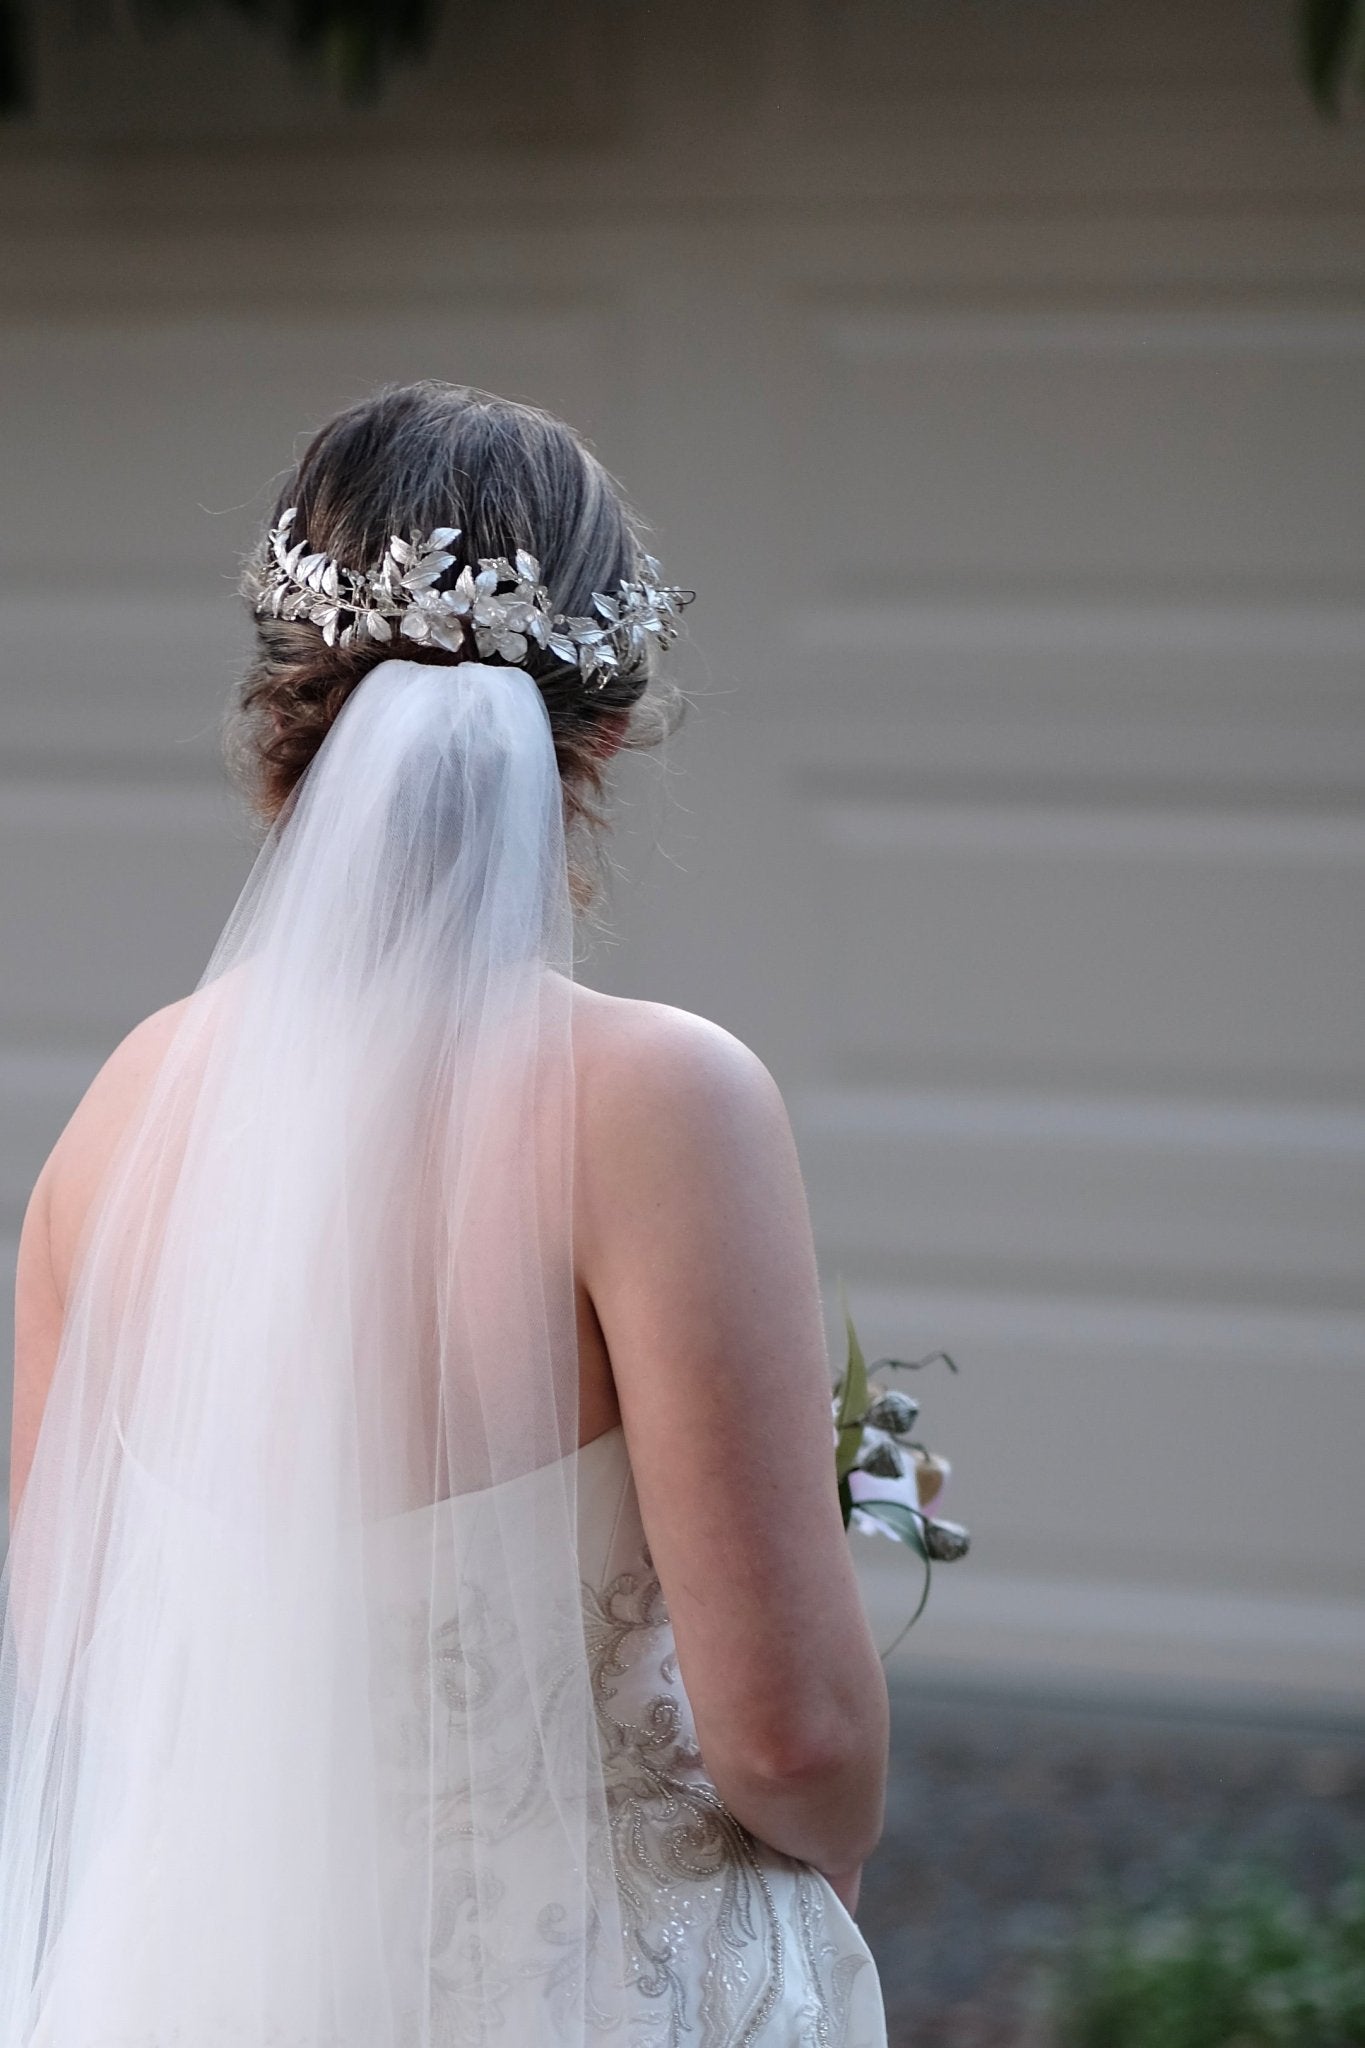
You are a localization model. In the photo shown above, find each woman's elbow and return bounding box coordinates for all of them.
[704,1674,889,1801]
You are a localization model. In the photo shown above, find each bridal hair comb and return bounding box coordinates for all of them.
[248,508,694,685]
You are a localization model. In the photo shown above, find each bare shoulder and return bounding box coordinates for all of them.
[570,984,784,1129]
[568,984,802,1279]
[52,994,194,1166]
[41,994,196,1293]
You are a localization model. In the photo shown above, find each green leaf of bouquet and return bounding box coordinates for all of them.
[854,1496,929,1561]
[835,1413,864,1481]
[834,1278,869,1479]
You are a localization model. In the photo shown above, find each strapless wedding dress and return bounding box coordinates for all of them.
[21,1423,887,2046]
[364,1422,889,2047]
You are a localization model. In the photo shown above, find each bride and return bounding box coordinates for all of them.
[1,381,891,2045]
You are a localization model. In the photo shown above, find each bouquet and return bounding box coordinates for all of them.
[832,1285,969,1644]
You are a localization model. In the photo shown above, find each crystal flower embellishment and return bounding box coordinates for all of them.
[249,509,693,685]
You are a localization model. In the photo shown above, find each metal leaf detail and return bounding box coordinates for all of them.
[250,508,694,676]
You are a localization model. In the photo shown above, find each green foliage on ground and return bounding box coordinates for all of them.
[1047,1862,1365,2048]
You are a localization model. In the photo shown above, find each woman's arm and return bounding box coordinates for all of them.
[575,996,889,1883]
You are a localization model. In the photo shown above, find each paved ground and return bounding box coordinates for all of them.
[856,1679,1365,2048]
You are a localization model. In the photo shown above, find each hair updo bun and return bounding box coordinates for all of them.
[226,380,685,909]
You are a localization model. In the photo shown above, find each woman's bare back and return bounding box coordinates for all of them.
[18,980,703,1493]
[15,974,889,1887]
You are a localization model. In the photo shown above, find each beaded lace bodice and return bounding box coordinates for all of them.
[364,1424,888,2047]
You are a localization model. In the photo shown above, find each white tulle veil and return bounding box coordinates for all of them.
[0,657,630,2043]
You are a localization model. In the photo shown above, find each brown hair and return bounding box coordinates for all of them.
[226,381,684,908]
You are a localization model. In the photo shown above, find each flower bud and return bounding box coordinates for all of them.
[858,1436,906,1480]
[923,1517,970,1563]
[865,1389,919,1437]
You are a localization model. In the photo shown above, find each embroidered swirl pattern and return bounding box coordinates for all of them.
[374,1526,880,2046]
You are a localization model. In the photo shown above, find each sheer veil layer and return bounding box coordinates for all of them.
[0,659,629,2044]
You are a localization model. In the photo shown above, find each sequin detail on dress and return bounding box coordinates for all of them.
[368,1434,888,2046]
[581,1541,877,2046]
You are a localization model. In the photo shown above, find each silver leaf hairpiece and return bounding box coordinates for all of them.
[248,508,694,687]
